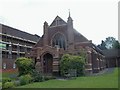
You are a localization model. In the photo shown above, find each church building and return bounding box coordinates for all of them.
[30,13,106,75]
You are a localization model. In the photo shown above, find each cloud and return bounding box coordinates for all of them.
[0,0,118,44]
[0,16,9,24]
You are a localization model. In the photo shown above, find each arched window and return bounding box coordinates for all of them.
[52,33,66,50]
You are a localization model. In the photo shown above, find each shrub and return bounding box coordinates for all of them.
[70,55,85,76]
[60,54,71,76]
[19,74,32,85]
[31,70,44,82]
[60,54,85,77]
[15,57,34,76]
[2,77,11,84]
[3,82,15,89]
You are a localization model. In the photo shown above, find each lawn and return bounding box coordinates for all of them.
[17,68,119,88]
[2,71,18,82]
[2,72,18,78]
[1,70,18,89]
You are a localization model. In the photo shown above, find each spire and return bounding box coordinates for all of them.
[69,9,71,17]
[68,9,72,21]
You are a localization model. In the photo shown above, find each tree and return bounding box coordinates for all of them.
[113,41,120,49]
[104,37,116,49]
[97,40,107,50]
[15,57,34,76]
[97,37,119,50]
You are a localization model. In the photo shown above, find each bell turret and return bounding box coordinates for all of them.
[67,10,74,50]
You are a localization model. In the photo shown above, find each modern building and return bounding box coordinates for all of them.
[30,14,106,76]
[0,24,40,71]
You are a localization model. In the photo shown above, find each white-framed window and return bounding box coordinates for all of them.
[3,63,6,69]
[13,63,16,69]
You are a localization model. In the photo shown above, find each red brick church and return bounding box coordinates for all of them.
[30,13,106,75]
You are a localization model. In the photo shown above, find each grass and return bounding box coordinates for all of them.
[2,72,18,78]
[2,70,18,80]
[17,68,119,88]
[1,70,18,88]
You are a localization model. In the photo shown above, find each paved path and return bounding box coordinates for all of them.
[56,68,115,80]
[105,68,115,74]
[91,68,115,76]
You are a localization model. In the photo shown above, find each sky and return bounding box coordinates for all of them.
[0,0,119,45]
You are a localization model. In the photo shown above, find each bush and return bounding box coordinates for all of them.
[3,82,15,89]
[19,74,32,85]
[60,54,85,77]
[2,78,12,84]
[15,57,34,76]
[31,70,44,82]
[70,56,85,76]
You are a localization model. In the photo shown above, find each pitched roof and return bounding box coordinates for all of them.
[74,29,88,42]
[102,49,120,58]
[91,43,104,55]
[34,35,43,47]
[50,16,67,27]
[1,24,40,42]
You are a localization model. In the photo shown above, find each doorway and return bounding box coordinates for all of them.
[43,53,53,74]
